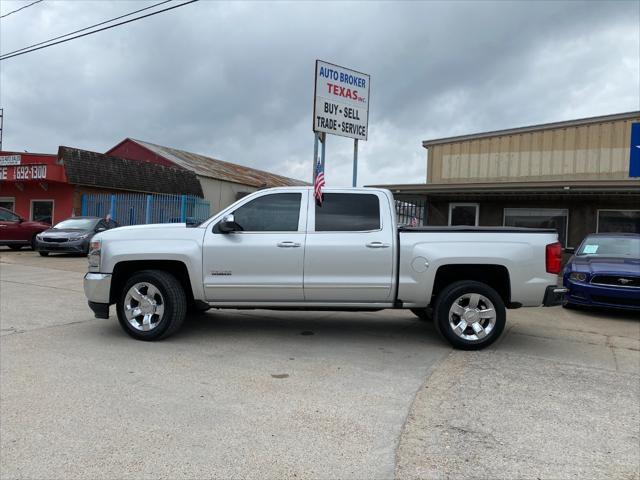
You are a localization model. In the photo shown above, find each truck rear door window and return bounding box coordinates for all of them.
[315,193,380,231]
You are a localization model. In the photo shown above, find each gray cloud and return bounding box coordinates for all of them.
[1,0,638,187]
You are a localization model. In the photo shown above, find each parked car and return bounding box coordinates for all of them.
[35,216,118,256]
[0,207,50,250]
[83,187,565,350]
[563,233,640,311]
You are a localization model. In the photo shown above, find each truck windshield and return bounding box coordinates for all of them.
[576,235,640,258]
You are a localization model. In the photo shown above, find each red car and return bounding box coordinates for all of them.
[0,207,50,250]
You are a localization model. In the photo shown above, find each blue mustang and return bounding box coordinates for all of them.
[563,233,640,311]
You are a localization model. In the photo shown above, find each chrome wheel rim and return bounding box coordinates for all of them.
[448,293,496,341]
[124,282,165,331]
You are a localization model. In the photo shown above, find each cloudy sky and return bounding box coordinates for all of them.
[1,0,638,186]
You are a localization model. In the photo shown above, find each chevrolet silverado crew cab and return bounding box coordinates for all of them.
[83,187,565,350]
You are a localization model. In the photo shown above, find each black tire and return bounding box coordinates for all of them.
[116,270,187,341]
[433,280,506,350]
[39,251,49,257]
[8,245,23,251]
[410,308,432,322]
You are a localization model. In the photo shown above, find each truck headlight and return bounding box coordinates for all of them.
[569,272,587,282]
[88,239,102,268]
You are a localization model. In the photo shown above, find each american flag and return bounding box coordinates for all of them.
[314,158,325,205]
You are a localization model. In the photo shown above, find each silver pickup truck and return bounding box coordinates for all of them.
[83,187,565,349]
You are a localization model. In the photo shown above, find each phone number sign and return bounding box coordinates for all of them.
[0,164,48,181]
[313,60,370,141]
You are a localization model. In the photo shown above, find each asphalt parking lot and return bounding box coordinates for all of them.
[1,249,639,480]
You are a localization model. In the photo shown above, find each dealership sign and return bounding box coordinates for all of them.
[0,154,21,166]
[313,60,370,141]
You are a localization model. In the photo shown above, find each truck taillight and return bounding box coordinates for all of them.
[546,242,562,274]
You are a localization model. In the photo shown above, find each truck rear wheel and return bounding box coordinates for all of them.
[116,270,187,341]
[433,280,505,350]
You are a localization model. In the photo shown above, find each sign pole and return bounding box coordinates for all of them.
[312,132,319,180]
[352,139,358,187]
[320,132,326,171]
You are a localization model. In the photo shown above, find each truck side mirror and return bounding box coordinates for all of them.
[218,214,243,233]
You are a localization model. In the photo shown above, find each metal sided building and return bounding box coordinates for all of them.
[374,111,640,249]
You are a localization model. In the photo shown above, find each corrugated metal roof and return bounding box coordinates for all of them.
[59,146,204,197]
[422,111,640,147]
[128,139,309,188]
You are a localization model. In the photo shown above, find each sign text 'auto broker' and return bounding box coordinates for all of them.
[313,60,370,141]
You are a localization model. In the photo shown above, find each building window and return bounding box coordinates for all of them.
[504,208,569,246]
[597,210,640,234]
[449,203,479,226]
[30,200,54,225]
[0,197,15,211]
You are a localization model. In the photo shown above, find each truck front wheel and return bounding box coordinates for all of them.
[433,280,506,350]
[116,270,187,341]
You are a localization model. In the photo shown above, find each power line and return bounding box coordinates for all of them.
[0,0,43,19]
[0,0,199,61]
[2,0,173,58]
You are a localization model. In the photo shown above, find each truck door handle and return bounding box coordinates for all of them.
[277,241,301,248]
[366,242,390,248]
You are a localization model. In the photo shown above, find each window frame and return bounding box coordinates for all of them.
[448,203,479,226]
[308,191,384,234]
[30,199,55,225]
[596,209,640,233]
[0,197,16,212]
[211,190,308,234]
[503,207,570,246]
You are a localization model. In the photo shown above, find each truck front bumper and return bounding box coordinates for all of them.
[84,273,112,319]
[543,286,568,307]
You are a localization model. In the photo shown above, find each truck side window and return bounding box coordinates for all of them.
[315,193,380,231]
[232,193,301,232]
